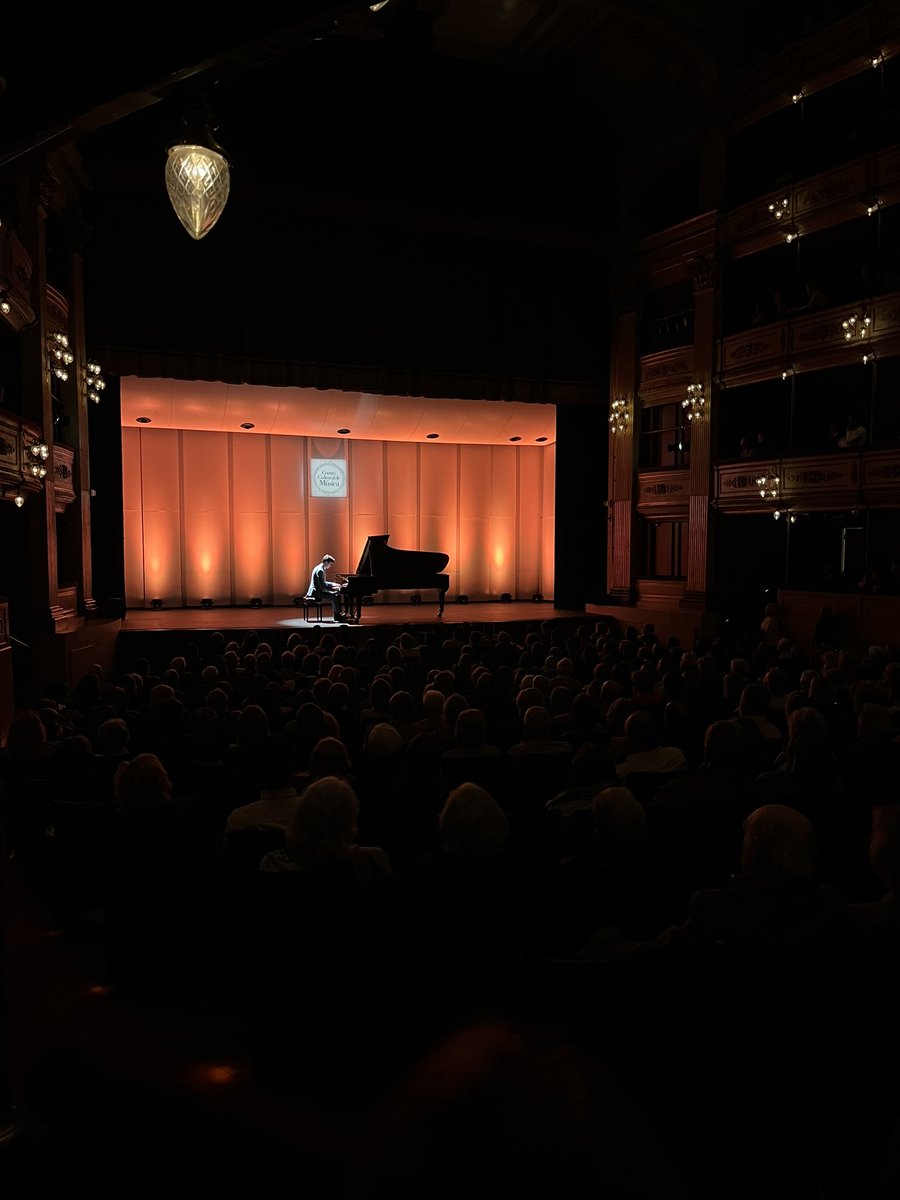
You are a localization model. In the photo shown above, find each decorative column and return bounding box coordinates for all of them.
[68,218,97,614]
[682,252,716,610]
[16,166,63,631]
[607,302,638,601]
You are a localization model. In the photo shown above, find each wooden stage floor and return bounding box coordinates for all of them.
[120,601,587,635]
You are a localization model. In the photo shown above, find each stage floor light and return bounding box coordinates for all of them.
[150,598,163,609]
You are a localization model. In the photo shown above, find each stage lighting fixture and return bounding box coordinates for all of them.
[532,593,544,603]
[500,592,512,603]
[150,598,163,609]
[410,593,422,605]
[249,597,263,608]
[457,594,469,604]
[200,598,213,609]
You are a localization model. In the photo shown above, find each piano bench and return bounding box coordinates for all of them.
[302,596,325,622]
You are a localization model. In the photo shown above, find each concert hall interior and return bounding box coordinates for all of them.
[4,3,900,1197]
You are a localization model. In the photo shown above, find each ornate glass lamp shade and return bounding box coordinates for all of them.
[165,143,231,240]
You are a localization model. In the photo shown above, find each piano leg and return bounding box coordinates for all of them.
[437,589,446,617]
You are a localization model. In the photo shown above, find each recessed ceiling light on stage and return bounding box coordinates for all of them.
[509,436,521,442]
[240,422,254,429]
[536,437,548,443]
[136,416,151,423]
[426,433,439,439]
[119,379,556,446]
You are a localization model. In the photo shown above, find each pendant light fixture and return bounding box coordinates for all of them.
[165,100,231,240]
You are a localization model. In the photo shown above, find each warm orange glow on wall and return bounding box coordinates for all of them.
[123,429,555,606]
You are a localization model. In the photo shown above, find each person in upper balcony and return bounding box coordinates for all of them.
[837,414,867,451]
[791,278,830,313]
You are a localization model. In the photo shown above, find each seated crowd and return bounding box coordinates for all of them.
[3,616,900,1198]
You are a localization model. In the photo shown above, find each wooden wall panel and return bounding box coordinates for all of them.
[517,446,543,600]
[542,444,555,600]
[384,443,419,599]
[488,447,517,596]
[270,435,309,601]
[419,441,459,593]
[232,434,271,604]
[134,429,182,605]
[182,431,232,605]
[121,428,145,606]
[302,437,351,584]
[458,444,493,599]
[348,440,385,571]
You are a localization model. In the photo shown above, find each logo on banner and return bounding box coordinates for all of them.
[310,458,347,498]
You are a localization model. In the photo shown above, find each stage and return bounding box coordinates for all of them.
[120,600,585,635]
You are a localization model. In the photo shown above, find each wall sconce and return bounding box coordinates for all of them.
[83,360,107,404]
[842,312,872,340]
[768,196,790,220]
[47,331,74,381]
[872,51,886,68]
[784,226,800,244]
[28,440,49,479]
[867,198,883,216]
[0,290,10,316]
[757,470,781,501]
[4,488,25,507]
[682,383,705,421]
[863,350,877,366]
[165,102,231,240]
[792,88,805,103]
[782,365,795,381]
[609,394,630,433]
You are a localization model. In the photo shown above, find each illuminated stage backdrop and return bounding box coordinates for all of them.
[122,428,555,607]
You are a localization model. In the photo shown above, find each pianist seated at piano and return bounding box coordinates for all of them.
[306,554,349,621]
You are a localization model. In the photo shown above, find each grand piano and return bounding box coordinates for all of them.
[340,534,450,619]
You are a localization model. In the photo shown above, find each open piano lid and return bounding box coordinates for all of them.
[354,534,450,575]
